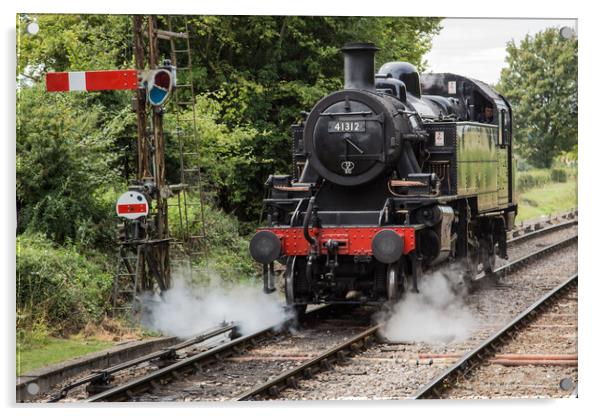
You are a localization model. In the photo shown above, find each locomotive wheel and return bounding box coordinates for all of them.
[386,262,401,303]
[462,240,480,291]
[480,238,497,274]
[285,256,307,318]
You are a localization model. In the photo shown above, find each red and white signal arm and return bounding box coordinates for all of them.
[116,191,149,220]
[46,69,138,92]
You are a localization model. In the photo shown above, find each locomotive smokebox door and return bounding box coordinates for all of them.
[303,91,403,187]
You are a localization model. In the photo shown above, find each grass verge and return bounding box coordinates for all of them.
[16,318,149,376]
[516,179,577,223]
[17,336,112,376]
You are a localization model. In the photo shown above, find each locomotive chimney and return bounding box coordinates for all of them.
[341,42,379,91]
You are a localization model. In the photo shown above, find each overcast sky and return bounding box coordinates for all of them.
[423,18,577,85]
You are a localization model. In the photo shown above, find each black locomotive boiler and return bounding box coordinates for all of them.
[249,43,517,314]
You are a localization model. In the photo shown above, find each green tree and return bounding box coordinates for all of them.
[498,28,577,168]
[168,16,442,221]
[18,14,139,180]
[16,84,122,247]
[17,15,442,225]
[180,16,441,131]
[17,14,132,79]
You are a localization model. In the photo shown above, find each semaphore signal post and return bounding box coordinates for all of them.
[45,15,207,322]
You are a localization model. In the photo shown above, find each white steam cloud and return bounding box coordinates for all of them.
[140,266,291,338]
[380,267,476,344]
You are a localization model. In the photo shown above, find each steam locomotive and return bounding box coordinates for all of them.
[249,43,517,314]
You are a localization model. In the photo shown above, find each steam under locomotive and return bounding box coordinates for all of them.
[249,43,517,314]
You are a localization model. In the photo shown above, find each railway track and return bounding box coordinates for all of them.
[36,215,577,402]
[87,305,374,402]
[46,323,238,402]
[237,235,577,401]
[412,274,577,399]
[508,216,576,245]
[38,305,325,402]
[478,234,576,284]
[507,209,576,243]
[234,324,382,400]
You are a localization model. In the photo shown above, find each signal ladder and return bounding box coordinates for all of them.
[112,244,141,324]
[158,16,209,275]
[112,16,210,320]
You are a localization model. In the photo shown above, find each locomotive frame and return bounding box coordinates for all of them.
[249,43,517,314]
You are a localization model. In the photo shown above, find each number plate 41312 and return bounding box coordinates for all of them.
[328,120,366,133]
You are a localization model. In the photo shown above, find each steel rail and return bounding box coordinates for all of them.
[85,306,329,402]
[86,328,277,401]
[48,322,238,402]
[234,324,381,401]
[485,234,577,283]
[507,218,577,245]
[507,209,577,239]
[420,226,577,291]
[411,273,578,399]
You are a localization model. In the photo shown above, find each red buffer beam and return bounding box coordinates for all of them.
[46,69,138,92]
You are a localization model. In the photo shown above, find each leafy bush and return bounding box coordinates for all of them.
[550,168,568,183]
[517,167,573,193]
[16,315,50,351]
[17,84,124,249]
[164,94,286,223]
[516,157,534,172]
[517,170,552,192]
[168,198,256,282]
[16,234,114,334]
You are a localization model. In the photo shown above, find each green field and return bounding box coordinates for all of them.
[516,179,578,223]
[17,337,112,376]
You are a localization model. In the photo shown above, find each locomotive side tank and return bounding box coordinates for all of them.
[249,43,517,314]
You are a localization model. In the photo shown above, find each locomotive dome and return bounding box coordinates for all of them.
[377,62,421,98]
